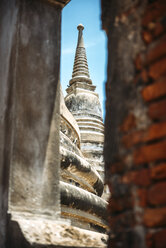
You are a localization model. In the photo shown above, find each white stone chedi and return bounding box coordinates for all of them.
[65,24,104,175]
[59,24,107,235]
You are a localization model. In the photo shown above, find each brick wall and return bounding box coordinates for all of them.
[101,0,166,247]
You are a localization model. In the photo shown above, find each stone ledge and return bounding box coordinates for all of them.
[11,213,108,247]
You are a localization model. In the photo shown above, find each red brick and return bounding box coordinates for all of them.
[122,169,151,187]
[142,30,153,44]
[142,1,166,27]
[109,198,124,213]
[135,36,166,69]
[144,207,166,227]
[147,21,156,31]
[146,36,166,64]
[153,21,165,38]
[154,230,166,248]
[122,121,166,148]
[146,230,166,248]
[147,121,166,140]
[147,182,166,206]
[110,162,124,174]
[133,169,151,186]
[137,188,147,207]
[145,20,166,44]
[148,57,166,80]
[111,212,135,231]
[142,77,166,101]
[110,196,133,213]
[148,99,166,120]
[146,19,165,40]
[151,163,166,180]
[141,21,165,48]
[140,69,149,83]
[122,130,145,148]
[135,37,166,71]
[134,140,166,165]
[120,114,136,132]
[146,233,154,248]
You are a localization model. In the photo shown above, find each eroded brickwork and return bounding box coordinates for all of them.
[101,0,166,247]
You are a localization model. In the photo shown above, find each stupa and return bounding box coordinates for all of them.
[59,25,108,234]
[65,24,104,177]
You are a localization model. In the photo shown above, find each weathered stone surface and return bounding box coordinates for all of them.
[11,214,108,248]
[60,83,108,233]
[0,0,19,245]
[9,0,61,216]
[60,146,104,196]
[60,87,81,147]
[0,0,64,246]
[60,181,108,220]
[60,86,104,196]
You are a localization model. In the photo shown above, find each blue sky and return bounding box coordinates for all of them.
[61,0,107,118]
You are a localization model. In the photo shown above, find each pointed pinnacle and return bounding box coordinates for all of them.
[77,24,84,31]
[69,24,92,85]
[77,24,84,48]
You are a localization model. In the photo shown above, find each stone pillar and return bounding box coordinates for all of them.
[0,0,70,247]
[101,0,166,247]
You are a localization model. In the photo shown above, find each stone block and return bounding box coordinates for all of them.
[146,35,166,64]
[148,99,166,120]
[142,76,166,101]
[122,169,151,187]
[147,182,166,206]
[111,211,135,232]
[154,229,166,248]
[142,30,153,44]
[122,121,166,148]
[110,162,125,174]
[146,232,153,248]
[144,207,166,227]
[151,163,166,180]
[134,140,166,164]
[122,130,145,148]
[142,0,166,27]
[109,196,133,213]
[148,57,166,80]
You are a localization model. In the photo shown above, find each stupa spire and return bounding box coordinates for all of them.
[69,24,92,85]
[77,24,84,48]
